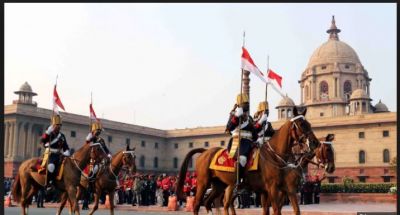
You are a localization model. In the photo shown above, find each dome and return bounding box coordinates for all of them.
[374,100,389,113]
[14,81,37,95]
[306,16,361,69]
[350,89,369,100]
[307,40,361,68]
[277,95,295,107]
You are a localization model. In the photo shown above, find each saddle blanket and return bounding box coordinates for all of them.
[209,148,259,172]
[34,159,65,180]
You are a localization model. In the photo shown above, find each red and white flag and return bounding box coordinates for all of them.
[267,69,282,88]
[53,85,65,114]
[266,69,285,97]
[90,103,99,122]
[241,47,267,83]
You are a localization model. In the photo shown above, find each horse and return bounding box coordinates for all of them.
[57,144,137,215]
[176,107,320,215]
[12,142,104,215]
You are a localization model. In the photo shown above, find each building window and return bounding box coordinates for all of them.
[287,109,292,118]
[358,132,365,139]
[320,112,324,117]
[189,142,193,148]
[154,142,158,149]
[345,64,350,69]
[358,176,367,183]
[140,155,145,168]
[153,157,158,168]
[70,131,76,138]
[220,141,225,146]
[382,176,391,182]
[108,136,112,143]
[344,80,352,100]
[383,130,389,137]
[280,109,285,118]
[321,66,326,70]
[383,149,390,163]
[305,85,309,99]
[204,141,209,147]
[328,177,335,183]
[126,138,130,145]
[141,140,146,147]
[173,157,178,169]
[359,150,366,164]
[174,143,178,149]
[319,81,329,100]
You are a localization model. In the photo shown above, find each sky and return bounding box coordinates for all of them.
[4,3,397,130]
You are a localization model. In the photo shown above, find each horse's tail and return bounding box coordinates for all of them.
[175,148,206,200]
[11,174,21,203]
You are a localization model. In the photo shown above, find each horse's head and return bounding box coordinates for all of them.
[315,134,335,173]
[89,142,108,163]
[289,107,320,151]
[121,144,136,174]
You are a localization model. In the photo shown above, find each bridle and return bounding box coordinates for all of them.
[108,150,136,181]
[290,115,311,146]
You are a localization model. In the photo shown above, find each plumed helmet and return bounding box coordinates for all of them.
[236,93,249,105]
[91,122,102,132]
[51,115,62,125]
[257,101,269,112]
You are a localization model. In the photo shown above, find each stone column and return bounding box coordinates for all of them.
[4,123,9,158]
[312,79,317,101]
[12,122,20,159]
[8,122,14,158]
[26,123,33,159]
[300,84,304,104]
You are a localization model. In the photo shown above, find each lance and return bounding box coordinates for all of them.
[261,56,269,144]
[90,92,93,132]
[236,31,246,186]
[45,75,58,186]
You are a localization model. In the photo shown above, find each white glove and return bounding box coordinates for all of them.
[46,125,54,135]
[44,143,49,147]
[257,137,264,146]
[86,132,93,141]
[258,114,268,124]
[108,154,112,159]
[63,150,71,157]
[234,107,243,117]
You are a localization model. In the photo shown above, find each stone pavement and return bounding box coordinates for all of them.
[8,202,396,215]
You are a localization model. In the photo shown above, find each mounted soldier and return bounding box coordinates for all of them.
[40,114,71,188]
[85,121,112,179]
[253,101,275,146]
[225,93,256,183]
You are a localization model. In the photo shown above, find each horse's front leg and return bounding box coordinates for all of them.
[268,183,282,215]
[261,192,270,215]
[88,188,100,215]
[223,185,235,215]
[66,186,80,215]
[109,191,116,215]
[56,192,68,215]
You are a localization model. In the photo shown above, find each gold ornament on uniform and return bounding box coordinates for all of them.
[91,121,102,132]
[236,93,249,105]
[257,101,269,112]
[51,115,62,125]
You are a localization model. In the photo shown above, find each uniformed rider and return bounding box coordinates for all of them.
[85,121,112,179]
[40,114,71,186]
[253,101,275,146]
[225,93,256,183]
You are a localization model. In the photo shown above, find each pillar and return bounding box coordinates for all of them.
[4,123,9,158]
[8,122,14,158]
[12,122,21,159]
[25,123,33,159]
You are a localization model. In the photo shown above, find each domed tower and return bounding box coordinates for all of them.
[276,95,295,120]
[13,82,37,106]
[298,16,372,118]
[349,89,372,115]
[374,100,389,113]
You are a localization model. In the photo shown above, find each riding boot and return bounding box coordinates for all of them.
[46,172,56,191]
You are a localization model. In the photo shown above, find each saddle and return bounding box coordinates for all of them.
[209,148,259,172]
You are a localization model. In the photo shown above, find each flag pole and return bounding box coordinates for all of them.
[262,56,269,145]
[46,75,58,186]
[90,92,93,132]
[236,31,245,187]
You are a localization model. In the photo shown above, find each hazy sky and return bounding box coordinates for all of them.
[5,3,396,130]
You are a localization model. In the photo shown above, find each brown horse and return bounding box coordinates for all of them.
[57,145,137,215]
[263,134,336,215]
[205,134,335,215]
[176,107,320,215]
[12,143,103,215]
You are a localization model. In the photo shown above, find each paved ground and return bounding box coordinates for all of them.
[5,202,397,215]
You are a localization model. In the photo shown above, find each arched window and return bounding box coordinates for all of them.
[319,81,329,100]
[287,109,292,118]
[153,157,158,168]
[140,155,145,168]
[359,150,366,164]
[383,149,390,163]
[173,157,178,169]
[281,109,285,118]
[344,81,352,94]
